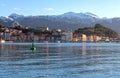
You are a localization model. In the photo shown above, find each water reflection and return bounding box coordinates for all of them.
[0,43,5,50]
[45,43,49,55]
[82,42,86,56]
[0,44,15,61]
[0,43,120,78]
[0,43,32,61]
[45,43,49,65]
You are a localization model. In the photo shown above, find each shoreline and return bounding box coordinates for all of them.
[0,41,120,44]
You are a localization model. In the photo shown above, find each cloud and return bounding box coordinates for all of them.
[44,8,55,11]
[14,8,22,11]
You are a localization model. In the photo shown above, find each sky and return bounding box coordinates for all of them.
[0,0,120,18]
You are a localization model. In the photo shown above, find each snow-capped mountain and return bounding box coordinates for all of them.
[0,16,13,21]
[61,12,99,18]
[9,13,24,19]
[8,13,25,22]
[0,12,120,33]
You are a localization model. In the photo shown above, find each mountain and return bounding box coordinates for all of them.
[0,12,120,34]
[60,12,99,19]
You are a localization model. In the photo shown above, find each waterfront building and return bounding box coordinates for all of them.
[51,29,62,42]
[4,29,10,41]
[35,27,49,31]
[100,37,110,42]
[93,35,101,41]
[34,35,39,42]
[82,34,87,42]
[87,35,101,42]
[87,35,94,42]
[61,31,73,42]
[72,35,79,42]
[105,37,110,42]
[0,32,4,40]
[39,34,46,42]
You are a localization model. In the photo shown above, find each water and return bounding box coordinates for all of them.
[0,42,120,78]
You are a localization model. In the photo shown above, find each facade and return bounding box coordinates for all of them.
[87,35,101,42]
[61,31,73,42]
[0,26,118,42]
[72,35,79,42]
[34,35,39,42]
[82,34,87,42]
[87,35,94,42]
[0,32,4,40]
[35,27,49,31]
[93,35,101,41]
[4,29,10,41]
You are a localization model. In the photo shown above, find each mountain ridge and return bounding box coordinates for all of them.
[0,12,120,34]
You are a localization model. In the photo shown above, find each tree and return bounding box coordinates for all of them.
[0,24,5,32]
[74,23,118,38]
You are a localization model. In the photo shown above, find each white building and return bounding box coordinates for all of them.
[82,34,87,42]
[61,31,73,41]
[87,35,101,42]
[4,29,11,41]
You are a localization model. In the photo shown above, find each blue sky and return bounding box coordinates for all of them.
[0,0,120,18]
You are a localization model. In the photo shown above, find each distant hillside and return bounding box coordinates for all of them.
[74,24,118,38]
[0,12,120,34]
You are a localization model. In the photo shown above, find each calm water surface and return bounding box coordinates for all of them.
[0,42,120,78]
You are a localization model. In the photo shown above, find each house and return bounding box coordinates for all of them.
[82,34,87,42]
[61,31,73,42]
[72,35,79,42]
[4,29,10,41]
[87,35,101,42]
[35,27,49,31]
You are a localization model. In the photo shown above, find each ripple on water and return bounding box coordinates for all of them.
[0,43,120,78]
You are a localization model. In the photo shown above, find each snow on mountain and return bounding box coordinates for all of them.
[0,12,99,22]
[0,16,14,21]
[60,12,99,19]
[0,12,120,33]
[9,13,24,20]
[84,12,99,18]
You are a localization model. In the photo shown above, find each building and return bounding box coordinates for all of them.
[87,35,101,42]
[93,35,101,41]
[0,32,4,40]
[51,29,62,42]
[72,35,79,42]
[82,34,87,42]
[4,29,10,41]
[61,31,73,42]
[35,27,49,31]
[34,35,39,42]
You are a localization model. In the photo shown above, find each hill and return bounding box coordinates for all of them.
[74,24,118,38]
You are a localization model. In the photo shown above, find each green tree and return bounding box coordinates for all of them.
[74,23,118,38]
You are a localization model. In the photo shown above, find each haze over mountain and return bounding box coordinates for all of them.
[0,12,120,34]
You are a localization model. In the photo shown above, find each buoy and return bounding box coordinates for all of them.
[30,43,36,51]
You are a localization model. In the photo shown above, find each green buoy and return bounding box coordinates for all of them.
[30,43,36,54]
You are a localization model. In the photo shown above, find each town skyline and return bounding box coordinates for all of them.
[0,23,119,43]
